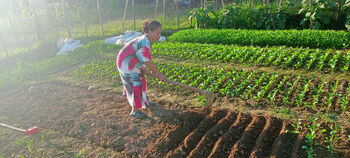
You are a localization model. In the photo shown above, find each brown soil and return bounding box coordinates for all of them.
[228,116,267,158]
[208,112,252,158]
[249,116,283,158]
[269,122,299,158]
[0,79,349,157]
[187,112,238,158]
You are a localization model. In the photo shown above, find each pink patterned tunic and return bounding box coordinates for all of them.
[116,35,152,109]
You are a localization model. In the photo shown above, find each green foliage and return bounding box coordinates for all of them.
[288,120,303,134]
[189,2,349,30]
[324,123,341,157]
[189,6,218,29]
[189,4,295,30]
[169,29,350,49]
[344,0,350,30]
[0,41,121,91]
[73,58,349,113]
[154,42,350,73]
[219,4,288,30]
[299,0,350,30]
[302,117,324,158]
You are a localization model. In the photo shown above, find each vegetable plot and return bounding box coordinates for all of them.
[153,42,350,73]
[169,29,350,49]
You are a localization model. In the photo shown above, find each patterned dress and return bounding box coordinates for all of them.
[116,35,152,109]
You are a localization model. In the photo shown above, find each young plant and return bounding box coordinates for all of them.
[302,117,324,158]
[324,123,341,157]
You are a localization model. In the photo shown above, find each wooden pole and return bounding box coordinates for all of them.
[163,0,166,24]
[279,0,283,8]
[155,0,159,19]
[79,5,89,37]
[176,0,179,29]
[122,0,129,32]
[132,0,135,31]
[32,2,45,44]
[221,0,225,7]
[96,0,104,36]
[62,0,71,38]
[308,0,313,28]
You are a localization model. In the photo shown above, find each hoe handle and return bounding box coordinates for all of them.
[165,79,207,95]
[0,123,25,132]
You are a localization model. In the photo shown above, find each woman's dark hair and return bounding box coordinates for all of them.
[142,20,162,33]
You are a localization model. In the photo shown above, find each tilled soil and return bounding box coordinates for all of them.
[0,80,348,157]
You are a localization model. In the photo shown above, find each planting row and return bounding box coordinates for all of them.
[71,59,349,113]
[153,42,350,73]
[150,62,350,113]
[168,29,350,49]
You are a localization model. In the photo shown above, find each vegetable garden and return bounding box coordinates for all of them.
[1,1,350,158]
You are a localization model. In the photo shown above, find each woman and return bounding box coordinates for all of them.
[116,20,167,119]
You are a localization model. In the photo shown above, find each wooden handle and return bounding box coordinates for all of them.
[0,123,25,132]
[165,79,207,94]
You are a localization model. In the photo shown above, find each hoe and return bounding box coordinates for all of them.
[0,123,40,135]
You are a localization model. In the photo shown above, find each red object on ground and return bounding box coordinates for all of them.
[0,123,40,135]
[25,127,41,135]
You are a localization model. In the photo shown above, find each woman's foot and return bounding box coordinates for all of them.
[130,110,147,119]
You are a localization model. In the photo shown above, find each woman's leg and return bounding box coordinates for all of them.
[130,73,143,109]
[120,73,133,108]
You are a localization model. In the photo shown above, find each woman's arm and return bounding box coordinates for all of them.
[144,61,167,81]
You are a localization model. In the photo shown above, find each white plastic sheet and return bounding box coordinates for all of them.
[105,31,166,45]
[56,38,83,56]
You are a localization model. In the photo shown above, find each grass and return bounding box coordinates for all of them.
[75,148,89,158]
[0,43,41,60]
[0,41,121,92]
[270,107,297,119]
